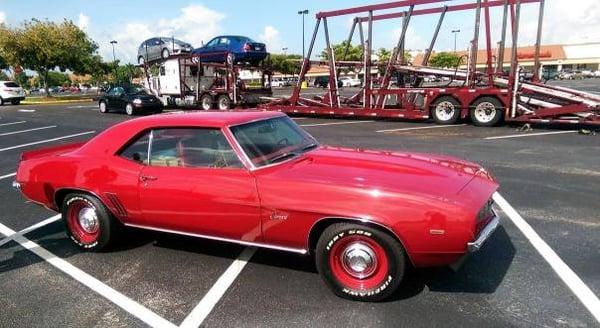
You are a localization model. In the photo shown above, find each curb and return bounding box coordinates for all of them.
[21,98,95,105]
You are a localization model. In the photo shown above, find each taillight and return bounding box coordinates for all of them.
[243,43,252,52]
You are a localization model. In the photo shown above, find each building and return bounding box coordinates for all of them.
[413,42,600,72]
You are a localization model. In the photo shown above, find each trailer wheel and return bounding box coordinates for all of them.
[470,97,504,127]
[161,48,170,59]
[200,94,214,110]
[216,95,231,110]
[431,96,461,124]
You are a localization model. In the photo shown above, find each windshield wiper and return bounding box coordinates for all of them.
[268,152,297,164]
[301,142,319,152]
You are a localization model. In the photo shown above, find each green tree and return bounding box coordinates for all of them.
[0,70,9,80]
[0,19,98,96]
[13,72,31,89]
[267,54,302,76]
[113,63,143,85]
[428,52,463,68]
[46,71,70,87]
[321,41,363,61]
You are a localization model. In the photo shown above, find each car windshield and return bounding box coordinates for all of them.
[124,85,150,95]
[4,82,20,87]
[230,116,318,167]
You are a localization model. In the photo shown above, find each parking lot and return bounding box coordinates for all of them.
[0,98,599,327]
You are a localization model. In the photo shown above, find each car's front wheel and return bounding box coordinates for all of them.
[61,193,120,251]
[162,48,170,59]
[316,223,406,301]
[125,103,136,116]
[138,56,145,65]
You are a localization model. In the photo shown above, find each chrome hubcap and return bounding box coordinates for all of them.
[435,101,456,121]
[341,242,377,279]
[474,102,496,123]
[78,206,99,233]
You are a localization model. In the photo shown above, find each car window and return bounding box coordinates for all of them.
[206,38,219,47]
[4,82,20,87]
[230,116,317,167]
[108,87,124,96]
[119,131,151,165]
[218,37,230,45]
[149,128,243,169]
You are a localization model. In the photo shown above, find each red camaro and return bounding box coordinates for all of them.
[14,111,499,301]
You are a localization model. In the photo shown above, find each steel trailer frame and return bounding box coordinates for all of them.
[260,0,600,126]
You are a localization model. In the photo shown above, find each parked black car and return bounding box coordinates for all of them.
[98,85,163,116]
[314,76,343,88]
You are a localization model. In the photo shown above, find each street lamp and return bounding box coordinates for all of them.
[298,9,309,59]
[451,29,460,53]
[110,40,118,62]
[282,47,288,55]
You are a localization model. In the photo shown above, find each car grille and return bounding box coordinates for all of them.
[475,199,495,234]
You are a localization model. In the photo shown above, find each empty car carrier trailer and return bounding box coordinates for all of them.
[140,53,273,110]
[259,0,600,127]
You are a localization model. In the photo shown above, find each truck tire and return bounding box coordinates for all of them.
[316,223,406,302]
[431,96,461,124]
[470,96,504,127]
[217,95,231,110]
[200,94,214,110]
[61,193,121,251]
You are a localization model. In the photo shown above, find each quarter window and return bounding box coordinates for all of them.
[149,128,243,168]
[119,131,151,164]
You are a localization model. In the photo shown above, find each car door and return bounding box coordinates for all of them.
[137,127,262,241]
[106,87,125,109]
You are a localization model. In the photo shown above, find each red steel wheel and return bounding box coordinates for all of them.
[65,198,100,245]
[61,193,120,251]
[316,223,406,301]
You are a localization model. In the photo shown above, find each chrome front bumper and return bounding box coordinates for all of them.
[467,210,500,252]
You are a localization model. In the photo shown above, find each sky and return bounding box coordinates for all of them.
[0,0,599,64]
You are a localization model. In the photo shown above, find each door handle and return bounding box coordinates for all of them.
[140,175,158,182]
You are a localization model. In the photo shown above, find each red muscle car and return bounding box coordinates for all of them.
[14,111,499,301]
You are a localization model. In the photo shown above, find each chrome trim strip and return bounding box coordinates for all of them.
[124,223,309,254]
[467,210,500,253]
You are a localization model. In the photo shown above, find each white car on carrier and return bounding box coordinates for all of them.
[0,81,26,105]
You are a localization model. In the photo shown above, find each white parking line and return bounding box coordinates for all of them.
[0,131,95,152]
[0,214,61,248]
[300,120,374,127]
[0,121,26,127]
[485,130,577,140]
[0,221,177,328]
[493,192,600,323]
[0,125,57,137]
[180,247,257,328]
[18,109,36,113]
[376,124,467,133]
[0,172,16,181]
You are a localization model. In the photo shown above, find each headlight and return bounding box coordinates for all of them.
[133,98,142,105]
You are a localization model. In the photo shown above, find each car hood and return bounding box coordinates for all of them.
[264,146,496,200]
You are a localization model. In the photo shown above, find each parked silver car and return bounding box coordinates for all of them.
[137,37,193,64]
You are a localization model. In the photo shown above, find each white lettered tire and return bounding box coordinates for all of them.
[316,223,406,301]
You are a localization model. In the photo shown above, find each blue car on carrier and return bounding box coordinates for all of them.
[192,35,267,65]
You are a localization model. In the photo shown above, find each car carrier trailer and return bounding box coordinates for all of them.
[259,0,600,126]
[140,52,273,110]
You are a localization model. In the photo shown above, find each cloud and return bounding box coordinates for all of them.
[391,26,427,51]
[0,11,6,24]
[99,4,225,63]
[77,13,90,31]
[258,26,283,53]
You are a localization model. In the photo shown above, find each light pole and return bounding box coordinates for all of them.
[451,29,460,53]
[110,40,118,62]
[298,9,309,59]
[282,47,288,55]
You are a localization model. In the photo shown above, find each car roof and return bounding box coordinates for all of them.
[120,110,285,129]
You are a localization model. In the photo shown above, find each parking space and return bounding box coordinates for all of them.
[0,102,599,327]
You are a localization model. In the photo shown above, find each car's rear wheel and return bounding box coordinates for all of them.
[470,96,504,127]
[316,223,406,301]
[161,48,170,59]
[431,96,461,124]
[62,193,119,251]
[0,97,4,106]
[200,94,214,110]
[216,94,231,110]
[125,103,136,116]
[99,101,108,113]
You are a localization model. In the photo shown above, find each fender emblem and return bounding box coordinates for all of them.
[270,212,288,220]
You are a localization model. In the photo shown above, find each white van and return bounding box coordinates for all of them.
[0,81,26,105]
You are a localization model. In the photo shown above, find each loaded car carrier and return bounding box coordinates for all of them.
[140,52,273,110]
[259,0,600,127]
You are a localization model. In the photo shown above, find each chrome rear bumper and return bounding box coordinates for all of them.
[467,210,500,252]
